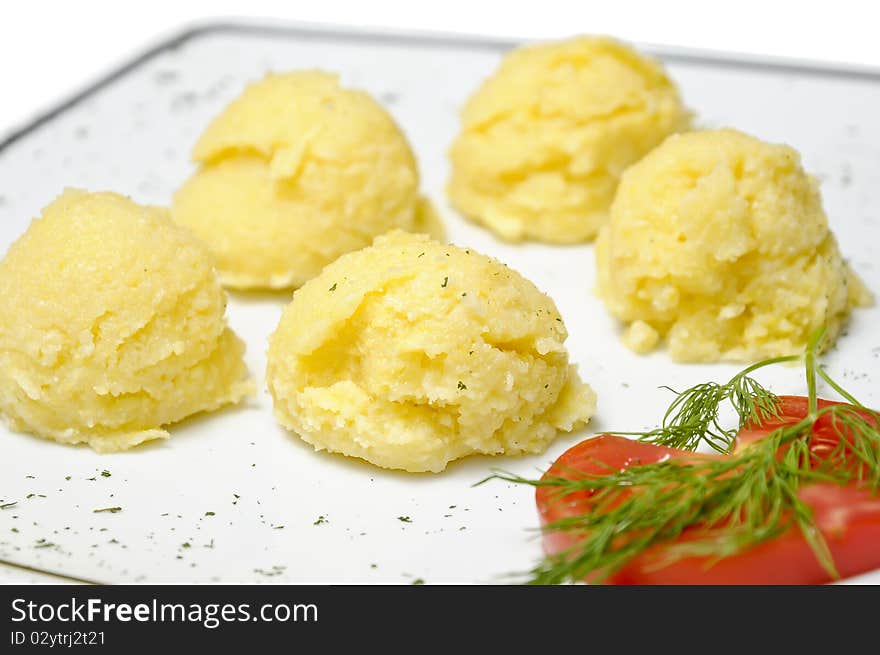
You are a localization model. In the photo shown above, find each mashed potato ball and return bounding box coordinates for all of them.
[172,70,432,290]
[267,230,596,473]
[0,190,254,451]
[448,36,690,243]
[596,129,872,362]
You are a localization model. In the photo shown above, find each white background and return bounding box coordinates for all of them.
[1,0,880,138]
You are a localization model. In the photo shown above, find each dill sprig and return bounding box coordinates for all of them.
[485,330,880,584]
[618,354,797,454]
[615,332,835,454]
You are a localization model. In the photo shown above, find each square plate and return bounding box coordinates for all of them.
[1,22,879,584]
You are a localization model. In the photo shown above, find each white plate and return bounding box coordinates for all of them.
[1,22,879,584]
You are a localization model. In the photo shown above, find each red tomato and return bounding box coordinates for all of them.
[736,395,878,471]
[537,435,716,563]
[537,406,880,584]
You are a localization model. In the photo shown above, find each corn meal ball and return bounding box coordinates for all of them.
[596,129,872,362]
[172,70,433,290]
[448,36,690,243]
[0,190,254,452]
[267,230,596,473]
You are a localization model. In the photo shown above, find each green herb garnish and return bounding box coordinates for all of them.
[621,357,791,454]
[486,330,880,584]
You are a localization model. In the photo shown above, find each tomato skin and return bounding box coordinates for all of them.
[736,395,878,463]
[536,435,714,559]
[536,413,880,584]
[608,483,880,585]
